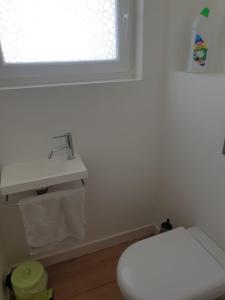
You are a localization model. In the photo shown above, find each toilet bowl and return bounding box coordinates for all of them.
[117,227,225,300]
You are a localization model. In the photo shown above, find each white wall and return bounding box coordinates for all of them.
[212,1,225,73]
[0,1,168,266]
[160,0,225,250]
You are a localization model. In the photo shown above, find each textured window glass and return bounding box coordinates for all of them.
[0,0,117,63]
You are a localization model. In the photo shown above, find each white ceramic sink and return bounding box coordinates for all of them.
[0,155,88,195]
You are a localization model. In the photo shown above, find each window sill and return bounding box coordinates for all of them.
[0,75,142,91]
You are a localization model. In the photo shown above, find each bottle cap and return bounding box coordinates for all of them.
[201,8,210,18]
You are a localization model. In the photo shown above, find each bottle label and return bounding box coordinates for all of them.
[193,34,208,66]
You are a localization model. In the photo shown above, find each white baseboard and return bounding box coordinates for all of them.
[38,224,158,266]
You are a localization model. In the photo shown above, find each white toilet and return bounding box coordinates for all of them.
[117,227,225,300]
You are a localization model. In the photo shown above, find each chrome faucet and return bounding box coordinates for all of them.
[48,132,75,160]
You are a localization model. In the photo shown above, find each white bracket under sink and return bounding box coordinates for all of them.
[0,154,88,197]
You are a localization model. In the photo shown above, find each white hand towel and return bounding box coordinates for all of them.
[19,187,86,253]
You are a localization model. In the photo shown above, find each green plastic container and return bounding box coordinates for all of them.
[11,260,52,300]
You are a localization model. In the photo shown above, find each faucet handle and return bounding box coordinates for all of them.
[53,133,71,139]
[50,132,74,160]
[53,135,65,139]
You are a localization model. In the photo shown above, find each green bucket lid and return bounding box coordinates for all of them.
[200,7,210,18]
[12,261,45,290]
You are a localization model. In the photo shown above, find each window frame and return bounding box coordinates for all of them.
[0,0,143,89]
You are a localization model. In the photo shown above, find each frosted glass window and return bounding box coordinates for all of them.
[0,0,118,64]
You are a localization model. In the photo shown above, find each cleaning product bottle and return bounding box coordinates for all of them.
[187,7,210,73]
[160,219,173,233]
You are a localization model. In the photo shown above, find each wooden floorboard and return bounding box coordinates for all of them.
[47,240,138,300]
[69,282,124,300]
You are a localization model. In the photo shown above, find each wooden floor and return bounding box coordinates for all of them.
[47,241,137,300]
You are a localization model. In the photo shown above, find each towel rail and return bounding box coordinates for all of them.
[5,179,86,207]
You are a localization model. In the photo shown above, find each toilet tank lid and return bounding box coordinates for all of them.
[188,227,225,270]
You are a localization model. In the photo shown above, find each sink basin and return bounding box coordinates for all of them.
[0,155,88,195]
